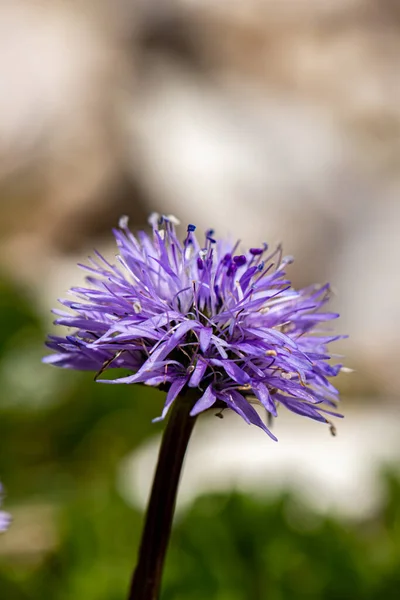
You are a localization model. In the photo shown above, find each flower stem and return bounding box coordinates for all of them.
[128,393,197,600]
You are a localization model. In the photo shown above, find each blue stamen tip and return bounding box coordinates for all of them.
[187,224,196,232]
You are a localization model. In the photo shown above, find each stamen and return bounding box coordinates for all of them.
[94,350,124,380]
[119,215,129,229]
[148,212,160,228]
[133,301,142,314]
[166,215,180,225]
[327,420,337,436]
[226,263,237,277]
[233,255,247,267]
[206,229,216,243]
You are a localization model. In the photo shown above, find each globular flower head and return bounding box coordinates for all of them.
[44,214,345,440]
[0,483,11,532]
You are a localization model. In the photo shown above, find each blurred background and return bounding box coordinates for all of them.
[1,0,400,598]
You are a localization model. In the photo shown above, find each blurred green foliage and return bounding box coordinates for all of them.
[1,275,400,599]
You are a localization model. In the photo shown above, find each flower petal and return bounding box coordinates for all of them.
[153,378,187,422]
[188,357,208,388]
[199,327,213,352]
[223,391,277,440]
[252,382,277,417]
[190,385,217,416]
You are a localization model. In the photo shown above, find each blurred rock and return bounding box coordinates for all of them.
[120,398,400,519]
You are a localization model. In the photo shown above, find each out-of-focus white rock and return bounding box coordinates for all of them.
[118,400,400,520]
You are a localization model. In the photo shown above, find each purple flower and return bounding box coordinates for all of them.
[0,483,11,531]
[44,214,345,440]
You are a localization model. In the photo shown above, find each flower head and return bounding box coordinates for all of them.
[0,483,11,531]
[44,214,345,439]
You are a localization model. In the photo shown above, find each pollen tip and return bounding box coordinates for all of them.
[148,212,160,228]
[166,214,180,225]
[118,215,129,229]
